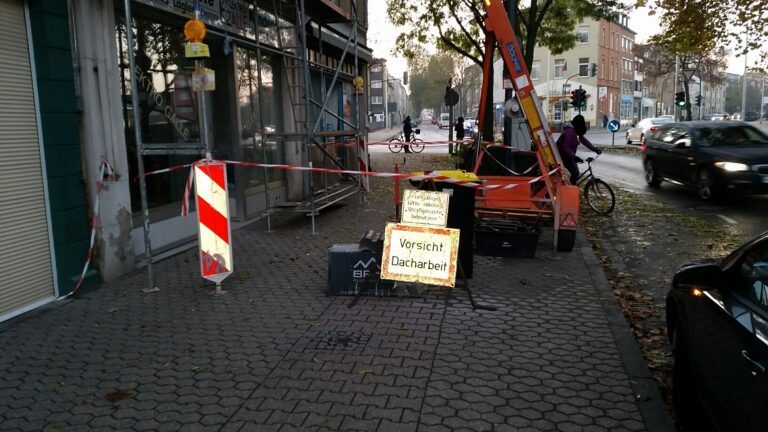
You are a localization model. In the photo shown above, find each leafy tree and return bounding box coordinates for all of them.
[386,0,623,139]
[724,74,765,115]
[407,50,459,117]
[635,42,726,120]
[642,0,768,119]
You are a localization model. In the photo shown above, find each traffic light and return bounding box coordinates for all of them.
[579,89,587,109]
[675,91,686,107]
[695,95,702,106]
[570,90,578,108]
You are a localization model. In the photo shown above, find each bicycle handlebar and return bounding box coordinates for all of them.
[580,152,602,164]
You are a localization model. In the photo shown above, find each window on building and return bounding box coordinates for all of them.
[621,80,634,94]
[117,15,202,212]
[577,26,589,43]
[601,27,606,46]
[371,96,383,105]
[236,47,284,188]
[531,60,541,80]
[554,59,566,78]
[601,56,606,78]
[371,81,382,88]
[578,57,590,77]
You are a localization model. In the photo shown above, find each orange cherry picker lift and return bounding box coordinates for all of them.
[472,0,580,252]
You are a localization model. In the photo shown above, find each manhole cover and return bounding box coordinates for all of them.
[309,331,371,352]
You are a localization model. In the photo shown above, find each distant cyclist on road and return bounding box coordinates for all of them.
[402,115,413,153]
[556,114,601,184]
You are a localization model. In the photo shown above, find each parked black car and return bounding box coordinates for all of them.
[666,231,768,431]
[642,121,768,200]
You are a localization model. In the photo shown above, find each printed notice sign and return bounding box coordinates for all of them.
[400,190,450,227]
[381,223,459,287]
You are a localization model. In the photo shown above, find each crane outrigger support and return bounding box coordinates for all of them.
[474,0,581,252]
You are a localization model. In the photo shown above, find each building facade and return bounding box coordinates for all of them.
[0,0,95,321]
[530,14,638,128]
[0,0,371,322]
[369,59,387,128]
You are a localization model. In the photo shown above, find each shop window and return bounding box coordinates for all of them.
[117,16,202,213]
[236,47,284,188]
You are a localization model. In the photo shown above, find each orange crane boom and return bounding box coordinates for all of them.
[475,0,580,252]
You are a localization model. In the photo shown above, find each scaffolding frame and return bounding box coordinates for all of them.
[266,0,366,234]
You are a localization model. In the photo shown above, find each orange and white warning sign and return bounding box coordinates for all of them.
[195,162,233,284]
[381,223,459,287]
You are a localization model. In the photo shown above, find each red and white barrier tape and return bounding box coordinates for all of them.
[141,158,561,216]
[67,159,115,297]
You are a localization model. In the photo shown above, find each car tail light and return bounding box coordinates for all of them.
[649,127,657,132]
[641,143,646,151]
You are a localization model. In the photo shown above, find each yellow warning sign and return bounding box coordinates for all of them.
[381,223,459,287]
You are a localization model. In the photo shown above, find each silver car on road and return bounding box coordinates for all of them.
[625,117,674,145]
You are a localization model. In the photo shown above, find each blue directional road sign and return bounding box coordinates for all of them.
[607,119,620,133]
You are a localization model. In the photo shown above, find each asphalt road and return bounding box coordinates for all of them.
[372,120,768,239]
[580,148,768,240]
[368,122,462,154]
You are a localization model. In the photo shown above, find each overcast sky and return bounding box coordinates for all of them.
[366,3,749,80]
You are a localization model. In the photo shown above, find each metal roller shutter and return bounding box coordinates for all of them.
[0,0,55,319]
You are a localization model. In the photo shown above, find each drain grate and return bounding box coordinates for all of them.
[309,331,371,352]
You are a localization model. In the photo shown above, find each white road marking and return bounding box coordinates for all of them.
[716,214,738,225]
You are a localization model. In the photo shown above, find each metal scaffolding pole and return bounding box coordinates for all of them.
[123,0,155,291]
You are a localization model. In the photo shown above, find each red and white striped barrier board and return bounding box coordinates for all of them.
[194,162,233,284]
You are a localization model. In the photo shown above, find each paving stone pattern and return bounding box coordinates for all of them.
[0,154,646,431]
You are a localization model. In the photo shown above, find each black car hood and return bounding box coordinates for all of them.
[702,146,768,163]
[676,258,721,273]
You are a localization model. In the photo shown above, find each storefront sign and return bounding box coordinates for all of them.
[400,189,449,227]
[140,0,220,21]
[135,0,279,44]
[381,223,459,287]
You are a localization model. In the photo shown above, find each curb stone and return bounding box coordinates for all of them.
[577,231,676,432]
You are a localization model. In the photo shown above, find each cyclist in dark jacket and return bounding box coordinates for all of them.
[556,115,601,184]
[403,116,413,153]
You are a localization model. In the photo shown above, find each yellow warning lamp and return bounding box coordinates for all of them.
[184,18,210,58]
[184,18,207,42]
[353,76,364,94]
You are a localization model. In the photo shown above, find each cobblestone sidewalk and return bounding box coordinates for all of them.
[0,153,673,431]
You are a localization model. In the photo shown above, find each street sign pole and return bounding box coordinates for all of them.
[607,119,620,147]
